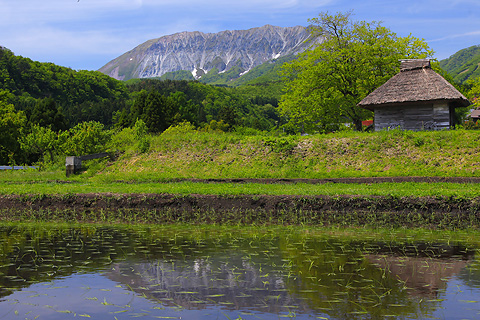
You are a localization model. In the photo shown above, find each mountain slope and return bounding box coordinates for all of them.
[99,25,315,82]
[440,45,480,83]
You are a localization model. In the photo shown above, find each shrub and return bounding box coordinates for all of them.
[162,121,197,135]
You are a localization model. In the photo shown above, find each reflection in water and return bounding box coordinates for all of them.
[367,255,468,298]
[0,224,479,319]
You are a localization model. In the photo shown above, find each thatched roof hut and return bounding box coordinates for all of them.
[358,59,470,131]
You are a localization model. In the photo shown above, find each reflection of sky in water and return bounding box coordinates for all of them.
[430,277,480,320]
[2,265,480,320]
[1,225,480,319]
[0,273,317,320]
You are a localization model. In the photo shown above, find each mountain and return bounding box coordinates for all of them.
[440,45,480,84]
[99,25,315,83]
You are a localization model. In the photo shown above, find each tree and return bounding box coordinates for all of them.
[0,90,26,164]
[467,78,480,109]
[30,97,67,131]
[59,121,111,156]
[143,91,173,133]
[20,125,58,163]
[280,11,433,133]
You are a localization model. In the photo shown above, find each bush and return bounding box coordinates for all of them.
[162,121,197,135]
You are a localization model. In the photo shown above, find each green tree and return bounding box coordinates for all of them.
[59,121,111,156]
[133,119,150,153]
[467,78,480,109]
[30,97,67,131]
[0,90,26,164]
[280,11,433,133]
[143,91,172,133]
[20,124,58,163]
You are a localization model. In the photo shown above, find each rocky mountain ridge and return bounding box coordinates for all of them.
[99,25,315,81]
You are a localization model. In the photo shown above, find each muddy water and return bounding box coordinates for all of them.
[0,224,479,319]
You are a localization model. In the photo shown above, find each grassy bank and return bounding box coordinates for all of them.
[2,128,480,198]
[2,181,480,198]
[85,128,480,181]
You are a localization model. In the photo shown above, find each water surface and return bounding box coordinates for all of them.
[0,224,479,319]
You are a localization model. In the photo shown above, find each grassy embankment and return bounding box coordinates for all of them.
[1,128,480,197]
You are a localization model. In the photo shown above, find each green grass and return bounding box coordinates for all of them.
[3,128,480,199]
[92,128,480,182]
[1,181,480,198]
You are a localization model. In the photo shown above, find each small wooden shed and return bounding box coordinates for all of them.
[358,59,470,131]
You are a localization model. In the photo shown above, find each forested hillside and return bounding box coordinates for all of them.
[0,46,129,128]
[440,45,480,84]
[0,46,282,130]
[0,47,283,165]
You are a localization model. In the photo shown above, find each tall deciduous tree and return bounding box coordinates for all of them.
[20,125,58,163]
[280,11,433,133]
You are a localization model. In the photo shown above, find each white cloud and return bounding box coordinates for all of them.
[428,30,480,43]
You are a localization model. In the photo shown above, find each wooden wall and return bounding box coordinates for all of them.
[374,103,451,131]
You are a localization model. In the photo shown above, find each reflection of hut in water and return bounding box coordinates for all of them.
[366,255,469,298]
[358,59,470,131]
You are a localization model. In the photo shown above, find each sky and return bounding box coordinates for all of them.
[1,0,479,71]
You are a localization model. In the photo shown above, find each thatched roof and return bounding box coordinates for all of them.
[358,59,470,110]
[470,109,480,119]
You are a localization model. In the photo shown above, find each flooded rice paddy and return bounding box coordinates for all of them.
[0,224,480,319]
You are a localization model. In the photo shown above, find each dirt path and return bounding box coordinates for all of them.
[181,177,480,184]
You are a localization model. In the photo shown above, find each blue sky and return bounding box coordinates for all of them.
[1,0,479,71]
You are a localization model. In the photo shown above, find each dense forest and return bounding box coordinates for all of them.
[0,46,282,131]
[0,46,283,165]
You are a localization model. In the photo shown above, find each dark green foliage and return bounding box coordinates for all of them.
[0,47,129,105]
[440,45,480,84]
[0,98,26,165]
[0,47,129,128]
[0,47,284,134]
[143,91,173,133]
[29,98,67,131]
[119,79,283,132]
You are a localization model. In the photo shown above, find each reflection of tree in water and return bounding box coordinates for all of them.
[367,242,474,298]
[456,257,480,289]
[0,225,477,319]
[367,256,468,298]
[278,238,475,320]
